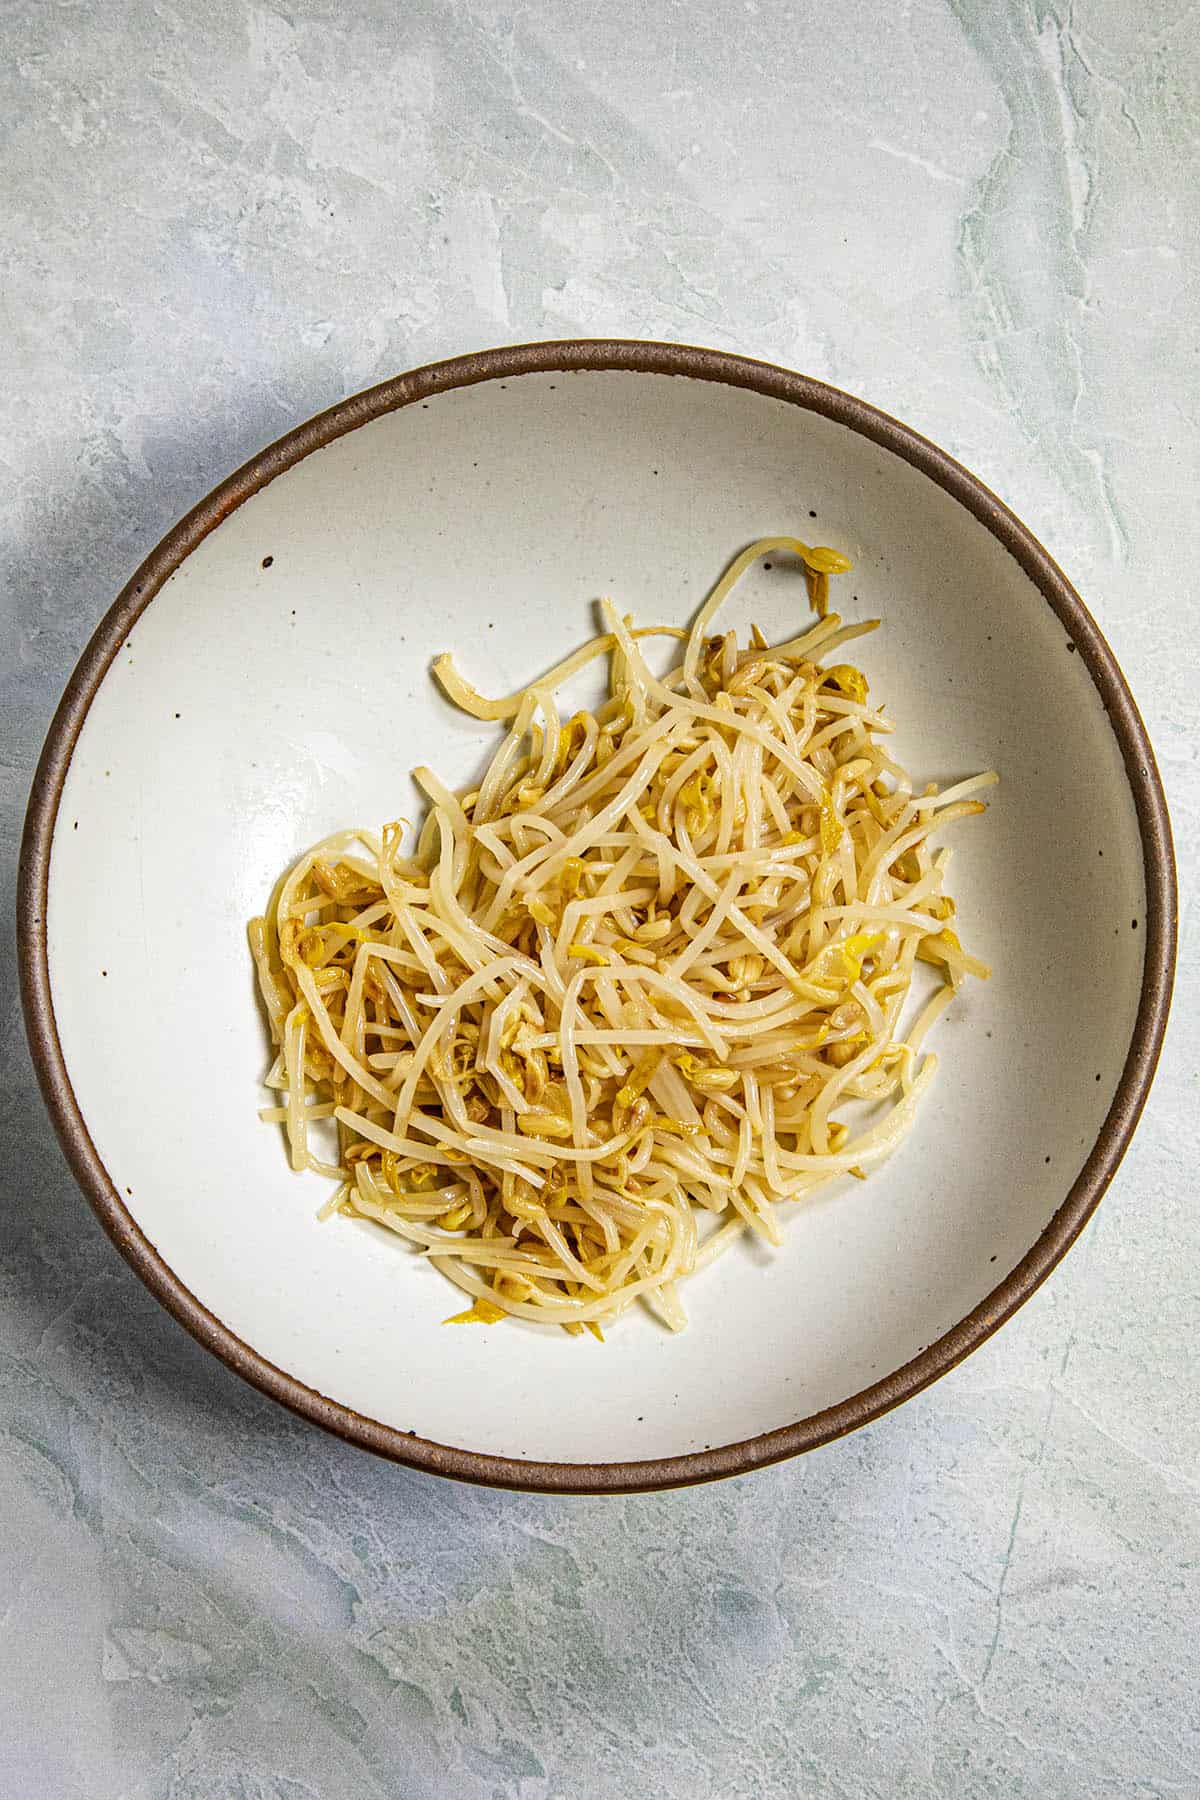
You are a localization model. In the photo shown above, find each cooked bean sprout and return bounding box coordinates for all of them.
[250,536,995,1337]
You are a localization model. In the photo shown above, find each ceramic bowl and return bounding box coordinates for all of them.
[20,342,1175,1492]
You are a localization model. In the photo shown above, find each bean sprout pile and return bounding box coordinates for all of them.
[250,536,994,1338]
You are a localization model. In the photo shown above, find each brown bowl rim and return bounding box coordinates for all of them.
[18,338,1177,1494]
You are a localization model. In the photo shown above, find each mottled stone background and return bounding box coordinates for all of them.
[2,2,1197,1795]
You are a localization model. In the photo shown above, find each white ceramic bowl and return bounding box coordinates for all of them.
[20,343,1175,1491]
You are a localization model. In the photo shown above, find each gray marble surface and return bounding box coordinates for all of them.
[3,2,1197,1794]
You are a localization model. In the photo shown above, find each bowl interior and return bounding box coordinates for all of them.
[44,368,1148,1469]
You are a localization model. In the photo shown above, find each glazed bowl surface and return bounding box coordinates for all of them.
[20,342,1174,1491]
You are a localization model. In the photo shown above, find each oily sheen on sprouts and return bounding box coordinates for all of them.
[249,536,995,1338]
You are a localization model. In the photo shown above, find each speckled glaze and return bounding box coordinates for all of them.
[20,342,1174,1491]
[3,2,1198,1794]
